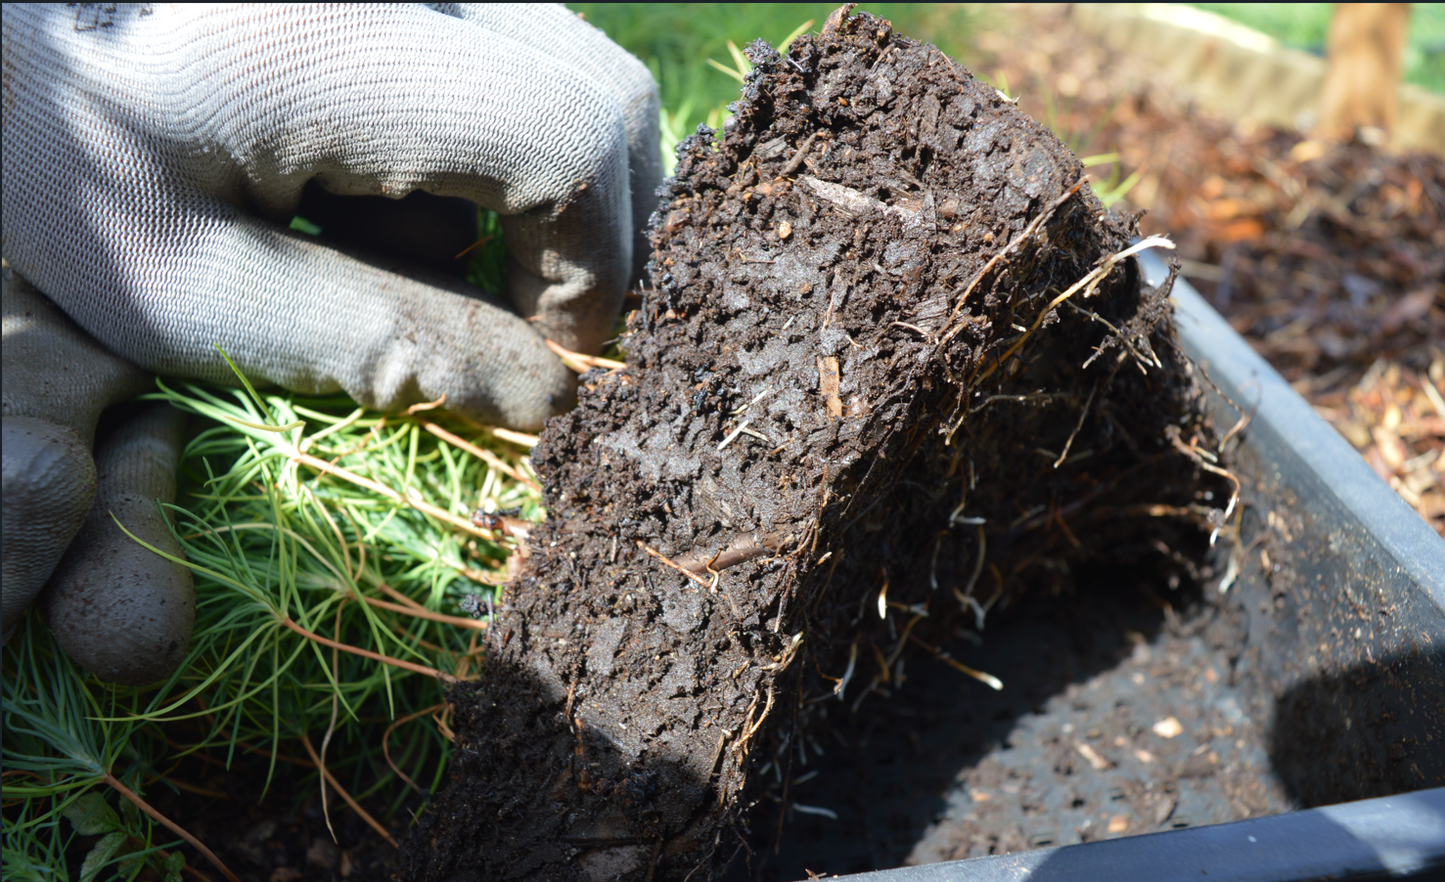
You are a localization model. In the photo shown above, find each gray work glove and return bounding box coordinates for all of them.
[1,3,660,683]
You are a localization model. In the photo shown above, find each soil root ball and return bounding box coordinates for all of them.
[403,9,1225,881]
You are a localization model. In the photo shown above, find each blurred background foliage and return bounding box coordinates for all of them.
[1191,3,1445,95]
[570,3,1445,136]
[569,3,989,140]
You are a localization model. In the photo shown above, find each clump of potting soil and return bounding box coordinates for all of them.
[403,8,1227,881]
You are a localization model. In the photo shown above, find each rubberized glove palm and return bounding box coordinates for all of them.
[1,3,660,683]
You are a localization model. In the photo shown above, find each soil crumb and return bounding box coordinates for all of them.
[403,8,1227,881]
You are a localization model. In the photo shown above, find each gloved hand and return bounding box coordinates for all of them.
[2,265,192,686]
[1,3,661,683]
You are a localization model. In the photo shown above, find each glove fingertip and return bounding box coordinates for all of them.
[443,346,577,433]
[40,403,195,685]
[1,416,98,644]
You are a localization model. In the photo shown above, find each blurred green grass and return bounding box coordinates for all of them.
[1190,3,1445,95]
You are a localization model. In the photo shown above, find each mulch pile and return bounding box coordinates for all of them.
[974,5,1444,537]
[403,8,1229,880]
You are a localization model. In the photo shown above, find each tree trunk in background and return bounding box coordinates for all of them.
[1321,3,1411,142]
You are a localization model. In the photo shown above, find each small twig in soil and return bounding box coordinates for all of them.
[738,424,773,443]
[800,175,917,220]
[637,541,713,591]
[732,386,776,415]
[778,131,820,177]
[300,735,399,849]
[673,531,787,574]
[821,2,856,36]
[890,321,937,343]
[817,356,843,418]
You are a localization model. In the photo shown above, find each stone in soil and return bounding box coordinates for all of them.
[402,8,1226,881]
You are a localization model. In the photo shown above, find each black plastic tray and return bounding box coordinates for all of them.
[819,252,1445,881]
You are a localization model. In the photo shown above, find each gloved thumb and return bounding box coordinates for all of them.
[1,416,95,643]
[1,264,152,644]
[40,402,195,686]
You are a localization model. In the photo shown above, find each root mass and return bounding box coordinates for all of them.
[404,10,1225,881]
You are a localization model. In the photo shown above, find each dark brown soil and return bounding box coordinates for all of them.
[739,586,1294,880]
[139,748,409,882]
[402,9,1225,881]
